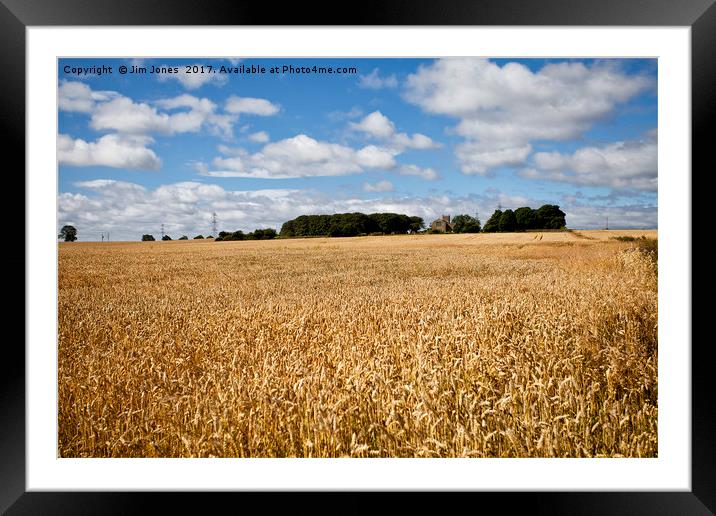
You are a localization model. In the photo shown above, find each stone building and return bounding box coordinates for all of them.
[430,215,454,233]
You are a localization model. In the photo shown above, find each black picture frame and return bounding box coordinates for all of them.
[4,0,712,513]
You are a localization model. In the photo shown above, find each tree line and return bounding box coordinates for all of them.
[142,234,208,241]
[215,228,277,241]
[280,212,425,238]
[62,204,566,243]
[482,205,566,232]
[140,228,277,241]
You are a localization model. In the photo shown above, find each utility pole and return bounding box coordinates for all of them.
[606,216,609,230]
[161,224,165,239]
[211,212,218,236]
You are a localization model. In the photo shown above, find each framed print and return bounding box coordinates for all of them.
[5,0,713,513]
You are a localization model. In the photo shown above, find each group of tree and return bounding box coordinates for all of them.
[482,205,566,232]
[215,228,278,241]
[451,214,482,233]
[142,234,213,241]
[280,212,424,238]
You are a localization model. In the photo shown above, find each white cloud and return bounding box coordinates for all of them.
[398,164,439,181]
[358,68,398,89]
[404,58,653,173]
[91,94,236,138]
[262,135,353,164]
[157,64,228,90]
[200,135,399,179]
[154,182,228,204]
[354,145,397,169]
[350,111,396,139]
[75,179,119,189]
[58,134,161,170]
[91,97,168,133]
[456,143,532,175]
[350,111,441,150]
[405,58,650,121]
[248,131,270,143]
[363,180,394,192]
[59,83,278,140]
[58,81,119,113]
[200,124,442,180]
[392,132,441,150]
[521,137,657,191]
[225,96,280,116]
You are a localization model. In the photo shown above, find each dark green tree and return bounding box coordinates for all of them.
[162,235,172,241]
[281,212,416,238]
[482,210,503,233]
[179,235,188,240]
[215,230,244,241]
[250,228,277,240]
[193,235,204,239]
[58,225,77,242]
[280,220,296,237]
[409,216,425,232]
[536,204,567,229]
[514,207,537,231]
[452,214,482,233]
[215,228,279,241]
[369,213,412,234]
[498,209,517,232]
[141,234,155,241]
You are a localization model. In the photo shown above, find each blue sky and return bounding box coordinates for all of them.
[58,57,657,241]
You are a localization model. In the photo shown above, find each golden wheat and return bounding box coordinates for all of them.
[58,231,658,457]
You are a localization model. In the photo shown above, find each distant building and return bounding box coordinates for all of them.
[430,215,454,233]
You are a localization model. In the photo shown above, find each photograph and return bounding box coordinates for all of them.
[57,56,659,459]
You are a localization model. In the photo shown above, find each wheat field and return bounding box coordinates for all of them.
[58,230,658,458]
